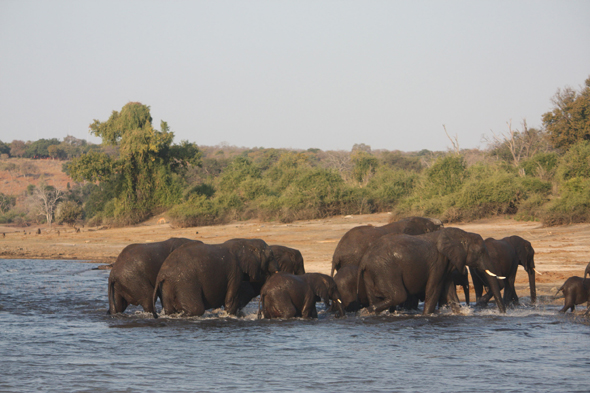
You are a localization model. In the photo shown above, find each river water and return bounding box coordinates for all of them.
[1,259,589,392]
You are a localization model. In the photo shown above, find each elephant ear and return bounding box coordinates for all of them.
[509,236,533,271]
[436,231,468,272]
[238,245,263,283]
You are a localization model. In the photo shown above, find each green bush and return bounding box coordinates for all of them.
[366,168,417,209]
[542,177,590,225]
[520,152,558,178]
[556,141,590,181]
[423,155,466,197]
[168,195,222,227]
[56,201,84,226]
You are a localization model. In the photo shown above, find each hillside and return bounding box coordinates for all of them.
[0,158,73,196]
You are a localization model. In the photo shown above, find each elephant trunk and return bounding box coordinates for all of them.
[463,284,469,307]
[528,268,537,304]
[487,275,506,313]
[333,297,345,318]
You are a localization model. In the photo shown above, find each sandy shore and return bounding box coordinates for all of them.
[1,213,588,302]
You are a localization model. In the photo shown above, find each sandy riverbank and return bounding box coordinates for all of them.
[1,213,588,301]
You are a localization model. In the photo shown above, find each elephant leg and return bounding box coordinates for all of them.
[445,282,462,314]
[503,276,519,307]
[263,291,297,318]
[176,283,206,317]
[224,279,241,316]
[478,290,494,307]
[423,280,445,315]
[138,283,156,314]
[472,275,484,303]
[369,297,402,314]
[112,292,128,314]
[302,295,318,319]
[369,286,407,314]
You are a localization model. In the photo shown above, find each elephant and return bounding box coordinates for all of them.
[270,245,305,275]
[152,243,244,317]
[333,265,368,312]
[438,267,470,308]
[107,237,199,314]
[584,261,590,281]
[152,238,278,317]
[331,216,443,276]
[259,273,318,319]
[358,227,506,315]
[555,276,590,314]
[300,273,345,317]
[471,236,537,307]
[222,238,278,301]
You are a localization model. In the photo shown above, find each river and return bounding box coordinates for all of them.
[1,259,589,392]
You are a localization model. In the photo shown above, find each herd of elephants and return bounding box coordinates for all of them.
[106,216,590,319]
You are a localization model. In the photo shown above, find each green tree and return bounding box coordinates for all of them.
[67,102,201,222]
[24,138,61,158]
[10,140,26,157]
[0,140,10,156]
[543,76,590,150]
[424,155,466,197]
[351,151,379,184]
[0,193,16,213]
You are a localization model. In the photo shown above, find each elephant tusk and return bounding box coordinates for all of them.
[485,270,506,280]
[337,299,342,304]
[533,268,542,275]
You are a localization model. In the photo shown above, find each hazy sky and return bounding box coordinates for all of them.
[1,1,589,152]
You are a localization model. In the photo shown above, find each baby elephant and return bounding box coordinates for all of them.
[259,273,318,319]
[555,276,590,314]
[300,273,345,317]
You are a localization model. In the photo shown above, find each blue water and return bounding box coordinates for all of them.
[1,259,589,392]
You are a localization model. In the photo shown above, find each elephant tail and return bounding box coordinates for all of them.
[152,280,163,319]
[257,293,264,319]
[554,283,565,298]
[356,265,365,306]
[107,276,116,315]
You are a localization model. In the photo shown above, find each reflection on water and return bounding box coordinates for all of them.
[1,259,589,393]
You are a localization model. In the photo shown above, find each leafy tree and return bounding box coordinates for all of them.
[351,151,378,184]
[424,154,466,197]
[10,140,26,157]
[67,102,201,222]
[543,76,590,150]
[0,140,10,156]
[24,138,61,158]
[56,200,84,226]
[0,193,16,213]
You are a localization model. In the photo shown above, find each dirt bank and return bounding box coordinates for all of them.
[1,213,588,302]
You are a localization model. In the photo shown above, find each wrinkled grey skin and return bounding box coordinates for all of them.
[222,238,279,303]
[333,265,369,312]
[331,217,443,277]
[471,236,536,307]
[152,239,278,317]
[271,245,305,275]
[108,238,199,314]
[300,273,345,317]
[259,273,318,319]
[358,228,506,315]
[152,243,243,317]
[438,267,470,308]
[555,276,590,314]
